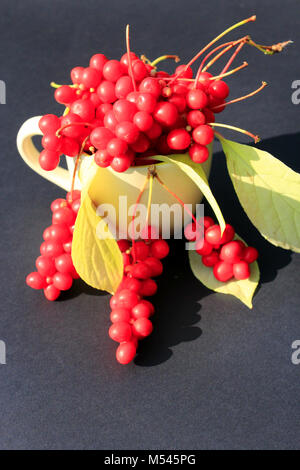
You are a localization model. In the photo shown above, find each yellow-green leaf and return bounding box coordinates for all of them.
[71,191,123,294]
[149,148,226,234]
[218,136,300,252]
[188,235,260,309]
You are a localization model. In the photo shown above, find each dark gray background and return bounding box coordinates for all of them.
[0,0,300,450]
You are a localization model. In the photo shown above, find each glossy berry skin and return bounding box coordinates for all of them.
[71,66,84,84]
[94,149,112,168]
[110,308,131,323]
[117,239,130,252]
[50,199,66,212]
[48,224,71,243]
[54,85,77,106]
[205,224,235,245]
[103,60,125,82]
[167,129,191,150]
[133,241,149,261]
[39,150,60,171]
[136,93,157,113]
[52,207,75,226]
[139,299,155,315]
[121,277,142,293]
[213,261,234,282]
[115,122,139,144]
[42,241,64,258]
[243,247,258,264]
[146,122,162,140]
[44,284,61,301]
[202,251,220,267]
[60,113,84,139]
[153,102,178,127]
[113,99,137,122]
[111,155,131,172]
[26,272,47,289]
[132,317,153,338]
[233,261,251,280]
[192,125,214,146]
[144,257,163,277]
[107,138,128,157]
[81,67,102,88]
[133,111,153,131]
[139,77,161,97]
[195,238,213,256]
[187,110,206,128]
[109,321,132,342]
[36,256,56,277]
[90,127,114,150]
[55,253,74,274]
[186,89,208,109]
[139,279,157,297]
[89,53,107,71]
[220,241,244,264]
[42,134,62,152]
[70,99,95,122]
[53,272,73,290]
[130,262,152,280]
[175,64,193,79]
[116,341,136,365]
[60,137,79,157]
[97,81,116,103]
[39,114,61,135]
[189,144,209,163]
[115,289,139,310]
[132,302,152,320]
[208,81,229,100]
[150,240,170,259]
[115,76,134,99]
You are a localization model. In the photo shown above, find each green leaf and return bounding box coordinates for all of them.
[218,136,300,252]
[71,190,123,294]
[149,148,226,234]
[188,235,260,309]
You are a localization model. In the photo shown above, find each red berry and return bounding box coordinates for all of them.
[90,127,114,150]
[133,111,153,132]
[243,246,258,264]
[52,207,75,226]
[139,299,155,315]
[132,302,152,320]
[39,114,60,135]
[144,257,163,277]
[103,110,118,132]
[153,102,178,127]
[107,138,128,157]
[167,129,191,150]
[115,121,139,144]
[189,144,209,163]
[89,53,108,71]
[53,272,73,290]
[136,93,157,113]
[48,224,71,243]
[39,150,60,171]
[82,67,102,88]
[187,110,206,128]
[117,239,130,252]
[175,64,193,79]
[205,224,235,245]
[71,66,84,84]
[42,241,64,258]
[36,256,56,277]
[51,199,66,212]
[140,278,157,296]
[94,149,113,168]
[66,190,81,204]
[110,308,131,323]
[131,59,148,81]
[122,253,132,268]
[60,137,80,157]
[115,289,139,310]
[44,284,61,301]
[132,317,153,338]
[109,321,132,342]
[121,277,142,293]
[113,99,137,122]
[139,77,161,97]
[115,76,134,99]
[220,241,244,264]
[150,239,169,259]
[97,80,116,103]
[42,134,62,152]
[116,341,136,364]
[186,89,208,109]
[70,99,95,122]
[130,262,152,280]
[133,241,149,261]
[111,155,131,172]
[103,60,125,82]
[55,253,74,274]
[145,122,162,140]
[130,134,150,153]
[195,238,213,256]
[26,272,47,289]
[202,251,220,267]
[208,81,229,100]
[192,125,214,146]
[213,261,233,282]
[233,261,251,280]
[60,113,84,139]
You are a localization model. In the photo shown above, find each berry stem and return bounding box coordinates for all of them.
[151,55,180,67]
[246,37,292,55]
[212,81,267,111]
[131,174,150,262]
[126,24,137,92]
[70,136,89,202]
[209,61,248,81]
[220,40,246,75]
[56,122,93,137]
[140,54,153,65]
[209,123,260,143]
[154,173,201,230]
[146,172,154,225]
[170,16,256,84]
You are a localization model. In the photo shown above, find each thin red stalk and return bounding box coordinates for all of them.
[220,40,246,75]
[56,122,93,137]
[70,136,89,202]
[126,24,137,92]
[212,81,267,111]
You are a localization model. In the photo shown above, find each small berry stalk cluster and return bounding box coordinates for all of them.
[185,216,258,281]
[109,232,170,364]
[26,191,81,300]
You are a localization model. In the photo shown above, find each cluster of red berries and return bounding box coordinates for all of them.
[26,191,81,300]
[185,216,258,282]
[38,50,228,172]
[109,231,170,364]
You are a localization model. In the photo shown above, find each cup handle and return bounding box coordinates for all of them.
[16,115,72,191]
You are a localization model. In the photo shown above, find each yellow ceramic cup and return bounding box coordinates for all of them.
[17,116,212,234]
